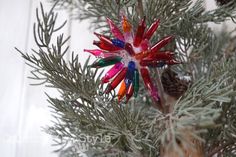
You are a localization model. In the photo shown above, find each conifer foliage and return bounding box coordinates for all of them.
[17,0,236,156]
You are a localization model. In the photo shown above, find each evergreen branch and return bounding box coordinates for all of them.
[17,1,114,147]
[207,141,235,157]
[18,1,236,156]
[201,1,236,23]
[153,68,165,112]
[137,0,144,18]
[157,72,235,155]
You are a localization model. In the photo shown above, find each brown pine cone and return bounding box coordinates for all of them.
[161,68,190,100]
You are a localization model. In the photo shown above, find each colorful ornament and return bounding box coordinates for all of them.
[126,83,134,103]
[105,67,128,93]
[150,36,173,54]
[90,56,122,68]
[140,59,166,67]
[85,16,181,103]
[118,80,126,101]
[144,19,160,40]
[125,61,136,88]
[133,17,146,47]
[106,18,124,41]
[140,67,159,102]
[84,49,115,58]
[102,62,124,83]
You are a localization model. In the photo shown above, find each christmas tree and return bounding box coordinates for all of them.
[17,0,236,156]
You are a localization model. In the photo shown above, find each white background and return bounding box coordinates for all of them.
[0,0,234,157]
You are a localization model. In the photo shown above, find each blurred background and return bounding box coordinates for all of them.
[0,0,234,157]
[0,0,93,156]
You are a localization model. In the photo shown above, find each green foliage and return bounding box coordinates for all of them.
[17,0,236,156]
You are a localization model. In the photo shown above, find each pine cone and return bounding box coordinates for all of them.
[161,68,190,99]
[215,0,233,5]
